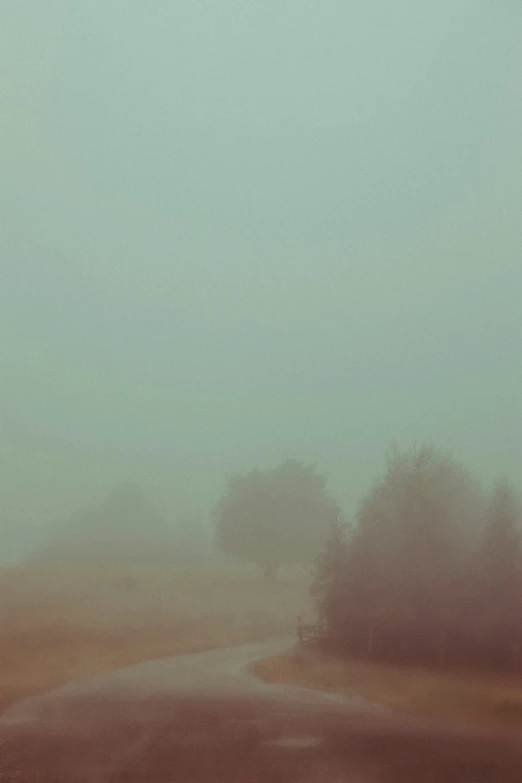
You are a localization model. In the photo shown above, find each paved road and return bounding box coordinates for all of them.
[1,639,521,781]
[3,637,345,726]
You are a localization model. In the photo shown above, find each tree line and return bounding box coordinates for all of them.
[34,444,522,674]
[313,444,522,672]
[214,445,522,673]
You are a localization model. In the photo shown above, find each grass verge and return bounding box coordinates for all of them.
[251,648,522,732]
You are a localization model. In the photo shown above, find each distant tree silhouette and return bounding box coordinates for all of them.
[33,482,175,565]
[214,460,340,580]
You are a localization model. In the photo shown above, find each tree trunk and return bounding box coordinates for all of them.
[262,563,278,582]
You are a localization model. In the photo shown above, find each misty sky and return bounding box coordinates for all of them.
[2,0,522,558]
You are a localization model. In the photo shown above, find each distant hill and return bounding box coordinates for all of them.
[33,483,176,565]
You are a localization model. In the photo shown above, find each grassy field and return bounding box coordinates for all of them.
[252,648,522,732]
[0,562,310,712]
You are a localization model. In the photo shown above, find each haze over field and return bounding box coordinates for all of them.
[2,0,522,560]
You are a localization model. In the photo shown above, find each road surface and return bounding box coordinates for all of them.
[0,638,521,781]
[2,636,349,729]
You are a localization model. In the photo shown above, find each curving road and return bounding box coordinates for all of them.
[2,637,355,731]
[1,638,521,782]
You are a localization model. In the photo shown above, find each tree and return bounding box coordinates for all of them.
[317,443,484,664]
[214,460,340,580]
[466,483,522,668]
[314,521,386,655]
[312,519,350,633]
[33,482,175,565]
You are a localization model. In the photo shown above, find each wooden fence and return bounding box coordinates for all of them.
[296,617,326,647]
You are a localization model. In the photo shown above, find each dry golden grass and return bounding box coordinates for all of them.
[0,562,310,712]
[252,649,522,731]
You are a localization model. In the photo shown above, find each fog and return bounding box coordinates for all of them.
[2,0,522,560]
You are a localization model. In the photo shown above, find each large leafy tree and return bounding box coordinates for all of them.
[214,460,340,580]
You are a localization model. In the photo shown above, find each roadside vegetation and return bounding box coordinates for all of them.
[253,648,522,731]
[315,443,522,672]
[254,443,522,731]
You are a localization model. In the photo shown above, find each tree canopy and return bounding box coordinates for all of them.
[313,444,522,671]
[214,459,340,579]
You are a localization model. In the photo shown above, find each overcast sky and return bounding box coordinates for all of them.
[2,0,522,557]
